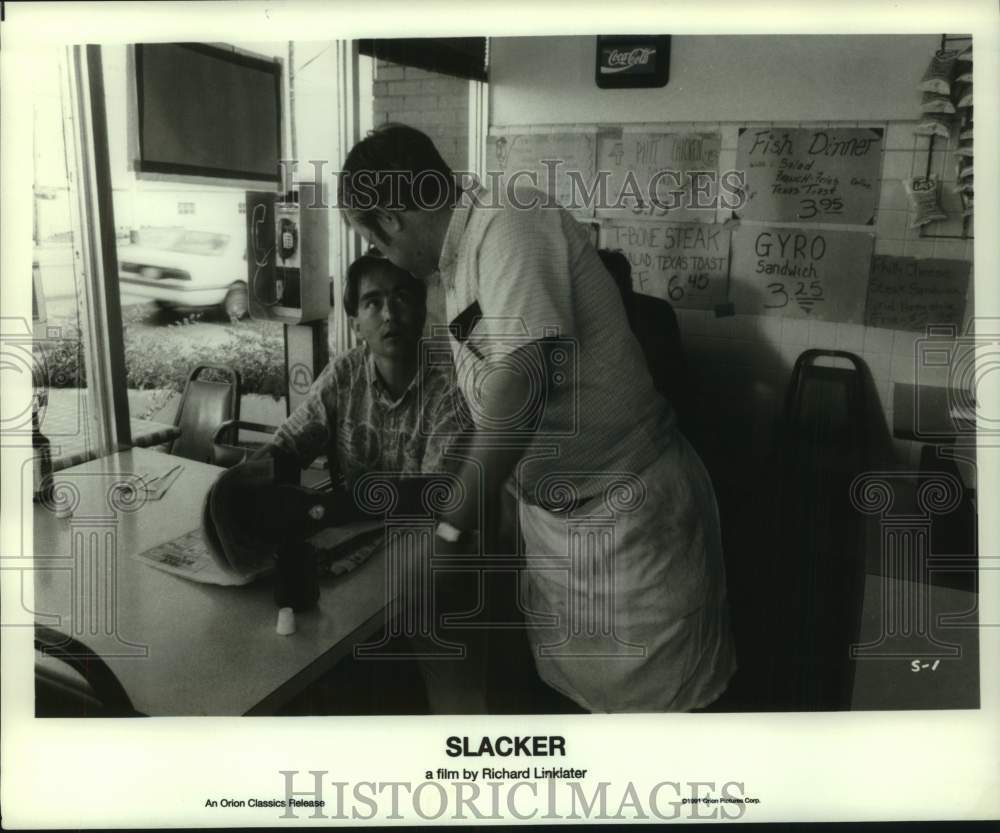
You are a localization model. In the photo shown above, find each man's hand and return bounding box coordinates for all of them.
[433,528,481,558]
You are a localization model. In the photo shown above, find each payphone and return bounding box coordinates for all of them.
[245,182,333,324]
[245,182,334,418]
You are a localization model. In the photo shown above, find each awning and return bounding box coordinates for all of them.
[357,37,488,82]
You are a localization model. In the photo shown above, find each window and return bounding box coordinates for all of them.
[29,47,99,470]
[104,44,288,455]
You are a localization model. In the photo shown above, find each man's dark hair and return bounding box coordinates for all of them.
[343,254,427,317]
[339,124,455,242]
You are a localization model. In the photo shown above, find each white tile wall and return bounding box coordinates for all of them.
[874,238,906,256]
[892,330,920,356]
[891,351,918,384]
[934,239,969,260]
[864,352,891,382]
[875,209,909,240]
[881,150,917,180]
[878,180,909,210]
[836,324,867,353]
[884,122,918,150]
[809,319,837,345]
[756,317,783,342]
[864,328,895,353]
[781,317,810,345]
[903,239,938,259]
[914,362,951,388]
[524,115,975,467]
[748,337,784,371]
[729,314,758,340]
[779,340,805,367]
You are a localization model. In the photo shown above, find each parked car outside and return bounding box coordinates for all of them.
[118,227,248,319]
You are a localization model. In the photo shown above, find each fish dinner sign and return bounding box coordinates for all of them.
[735,127,884,225]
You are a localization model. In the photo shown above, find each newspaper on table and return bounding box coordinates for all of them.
[133,526,255,586]
[133,518,385,586]
[132,454,384,586]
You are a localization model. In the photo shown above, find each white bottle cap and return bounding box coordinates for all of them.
[276,606,296,636]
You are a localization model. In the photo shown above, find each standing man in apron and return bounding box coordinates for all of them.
[339,124,736,712]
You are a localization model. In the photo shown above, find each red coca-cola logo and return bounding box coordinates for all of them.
[603,47,655,73]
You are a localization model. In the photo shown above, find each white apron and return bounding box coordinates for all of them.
[517,431,737,712]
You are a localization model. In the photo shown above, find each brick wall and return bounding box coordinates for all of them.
[373,60,470,172]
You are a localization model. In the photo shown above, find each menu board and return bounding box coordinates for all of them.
[487,132,597,216]
[730,225,874,322]
[601,220,730,310]
[865,256,971,331]
[735,127,883,225]
[596,132,722,223]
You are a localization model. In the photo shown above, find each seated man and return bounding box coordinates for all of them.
[266,253,467,497]
[250,254,482,713]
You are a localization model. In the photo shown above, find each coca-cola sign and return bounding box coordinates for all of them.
[603,47,656,72]
[596,36,670,88]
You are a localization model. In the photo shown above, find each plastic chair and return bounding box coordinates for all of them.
[35,625,138,717]
[211,419,278,468]
[766,348,869,710]
[167,364,241,463]
[783,349,868,472]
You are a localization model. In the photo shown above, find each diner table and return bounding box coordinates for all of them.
[32,448,394,715]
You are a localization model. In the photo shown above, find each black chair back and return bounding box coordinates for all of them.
[767,349,870,710]
[168,364,241,463]
[35,625,138,717]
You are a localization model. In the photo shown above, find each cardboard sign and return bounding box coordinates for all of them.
[730,225,874,322]
[865,256,971,331]
[487,132,597,216]
[595,132,723,222]
[735,127,883,225]
[601,221,731,310]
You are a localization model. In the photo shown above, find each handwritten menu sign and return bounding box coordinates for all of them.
[602,220,731,310]
[730,225,874,322]
[735,127,883,225]
[487,132,597,216]
[865,256,970,331]
[596,132,722,223]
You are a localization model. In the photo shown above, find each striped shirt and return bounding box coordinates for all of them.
[438,187,736,711]
[438,184,675,501]
[272,345,467,488]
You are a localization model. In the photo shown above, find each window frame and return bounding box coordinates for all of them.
[65,44,131,453]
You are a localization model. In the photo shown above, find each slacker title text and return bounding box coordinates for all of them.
[446,735,566,757]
